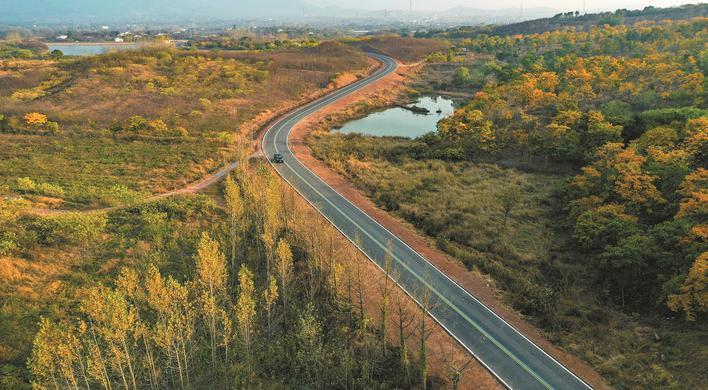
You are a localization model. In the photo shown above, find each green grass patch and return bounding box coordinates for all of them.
[0,132,226,207]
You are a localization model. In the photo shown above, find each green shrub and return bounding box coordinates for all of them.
[638,107,708,128]
[45,121,60,133]
[15,177,37,193]
[92,185,147,207]
[125,115,148,132]
[14,178,65,198]
[20,213,106,247]
[0,231,18,255]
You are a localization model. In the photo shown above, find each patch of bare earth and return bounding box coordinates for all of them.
[287,59,609,389]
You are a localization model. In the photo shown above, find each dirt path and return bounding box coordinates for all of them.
[287,61,609,390]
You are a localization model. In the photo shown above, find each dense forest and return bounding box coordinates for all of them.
[437,17,706,318]
[309,15,706,388]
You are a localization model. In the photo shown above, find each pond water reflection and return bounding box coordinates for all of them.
[335,96,455,138]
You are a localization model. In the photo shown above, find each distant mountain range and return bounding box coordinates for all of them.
[0,0,557,24]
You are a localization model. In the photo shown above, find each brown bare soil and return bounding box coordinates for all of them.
[289,61,610,389]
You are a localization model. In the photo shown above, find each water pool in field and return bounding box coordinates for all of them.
[47,43,139,56]
[334,96,455,138]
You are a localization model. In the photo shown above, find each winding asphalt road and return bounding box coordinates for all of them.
[262,53,593,390]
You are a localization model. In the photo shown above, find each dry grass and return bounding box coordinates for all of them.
[0,43,369,208]
[348,36,450,63]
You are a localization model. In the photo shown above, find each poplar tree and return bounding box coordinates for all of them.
[81,286,140,390]
[263,275,279,338]
[395,293,414,386]
[354,250,368,333]
[275,239,294,317]
[236,265,257,362]
[261,169,283,277]
[379,242,394,357]
[224,174,246,274]
[28,318,84,390]
[194,232,228,369]
[416,286,435,390]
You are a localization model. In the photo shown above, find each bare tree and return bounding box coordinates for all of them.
[415,277,437,390]
[394,291,415,386]
[378,241,394,357]
[442,336,474,390]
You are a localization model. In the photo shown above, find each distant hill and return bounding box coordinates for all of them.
[0,0,313,23]
[438,3,708,38]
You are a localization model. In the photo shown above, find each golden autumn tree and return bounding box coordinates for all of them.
[141,265,196,388]
[437,108,496,152]
[24,112,47,127]
[275,238,294,317]
[236,265,257,362]
[677,168,708,221]
[28,318,85,389]
[224,174,246,273]
[194,232,229,369]
[576,142,665,213]
[668,252,707,321]
[81,286,139,390]
[682,117,707,164]
[263,275,279,338]
[261,169,283,276]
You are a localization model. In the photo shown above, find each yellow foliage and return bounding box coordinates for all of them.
[668,252,708,321]
[346,156,370,174]
[24,112,48,126]
[236,265,256,344]
[195,232,227,296]
[147,119,168,133]
[589,143,665,210]
[690,225,708,241]
[677,168,708,220]
[683,117,707,160]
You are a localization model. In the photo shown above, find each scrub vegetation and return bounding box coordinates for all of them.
[309,15,707,389]
[347,36,450,64]
[0,42,369,208]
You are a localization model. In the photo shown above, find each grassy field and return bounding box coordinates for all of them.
[0,43,369,208]
[0,133,226,207]
[308,131,707,388]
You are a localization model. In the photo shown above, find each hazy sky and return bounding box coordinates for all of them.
[309,0,694,11]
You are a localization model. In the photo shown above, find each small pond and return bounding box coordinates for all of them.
[334,96,455,138]
[47,43,139,56]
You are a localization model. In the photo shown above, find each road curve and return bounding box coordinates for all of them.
[262,53,592,390]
